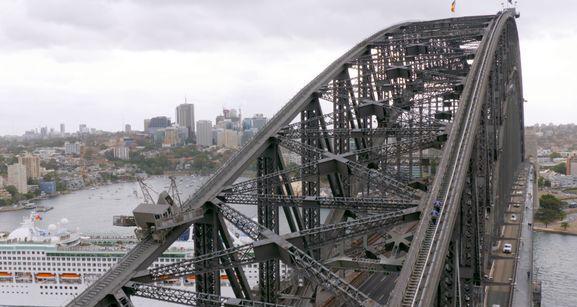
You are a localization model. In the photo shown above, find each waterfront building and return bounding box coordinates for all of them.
[0,188,10,199]
[176,103,195,143]
[196,120,213,147]
[39,181,57,194]
[113,146,130,160]
[64,142,82,155]
[7,163,27,194]
[18,153,41,179]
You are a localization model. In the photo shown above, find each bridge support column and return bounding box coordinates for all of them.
[301,102,322,255]
[257,144,280,303]
[194,206,220,302]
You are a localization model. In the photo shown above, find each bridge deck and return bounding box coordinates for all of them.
[485,164,533,307]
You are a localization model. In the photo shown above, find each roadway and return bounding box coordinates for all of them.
[485,165,531,307]
[512,166,535,306]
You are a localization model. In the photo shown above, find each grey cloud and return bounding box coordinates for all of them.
[0,0,507,51]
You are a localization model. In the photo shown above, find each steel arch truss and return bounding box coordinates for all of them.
[69,10,525,307]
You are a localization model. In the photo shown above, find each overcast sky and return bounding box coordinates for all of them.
[0,0,573,135]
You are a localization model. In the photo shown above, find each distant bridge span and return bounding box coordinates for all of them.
[69,9,523,307]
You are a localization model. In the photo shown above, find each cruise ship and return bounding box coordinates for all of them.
[0,213,292,306]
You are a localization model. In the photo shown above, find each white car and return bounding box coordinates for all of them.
[503,243,512,254]
[510,214,517,221]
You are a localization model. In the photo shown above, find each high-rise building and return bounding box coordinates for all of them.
[7,163,27,194]
[251,114,267,130]
[147,116,171,134]
[196,120,213,147]
[125,124,132,134]
[40,127,48,137]
[18,153,40,180]
[60,123,65,134]
[216,129,241,148]
[162,127,180,147]
[64,142,82,155]
[217,108,241,131]
[79,124,89,134]
[176,103,195,143]
[144,119,151,132]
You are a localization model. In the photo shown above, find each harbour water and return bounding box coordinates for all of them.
[0,176,208,234]
[1,176,575,306]
[533,231,577,307]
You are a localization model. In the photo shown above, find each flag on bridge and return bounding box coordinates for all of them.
[450,0,456,13]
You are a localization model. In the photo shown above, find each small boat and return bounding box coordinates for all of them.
[35,206,53,212]
[22,202,37,210]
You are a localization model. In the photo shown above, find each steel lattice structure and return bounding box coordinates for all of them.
[68,9,524,307]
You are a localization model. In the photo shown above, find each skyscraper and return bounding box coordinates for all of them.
[7,163,27,194]
[176,103,195,143]
[18,153,40,179]
[144,119,151,132]
[196,120,213,147]
[125,124,132,134]
[147,116,171,134]
[60,123,65,134]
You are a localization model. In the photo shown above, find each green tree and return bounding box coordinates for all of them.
[536,194,566,227]
[551,162,567,175]
[550,152,562,159]
[561,221,569,230]
[538,176,545,188]
[5,185,18,197]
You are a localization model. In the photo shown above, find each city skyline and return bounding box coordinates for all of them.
[0,1,576,135]
[7,105,265,137]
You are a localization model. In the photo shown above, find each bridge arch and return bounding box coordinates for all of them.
[69,10,524,307]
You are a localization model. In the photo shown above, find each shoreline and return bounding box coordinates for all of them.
[0,174,200,212]
[533,226,577,236]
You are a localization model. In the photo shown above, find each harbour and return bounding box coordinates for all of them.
[1,175,575,306]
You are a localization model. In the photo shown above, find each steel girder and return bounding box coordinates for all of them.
[125,282,288,307]
[219,194,418,212]
[71,11,525,307]
[257,145,281,302]
[389,10,524,307]
[215,203,379,306]
[137,207,417,283]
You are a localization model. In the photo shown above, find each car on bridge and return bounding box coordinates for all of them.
[503,243,513,254]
